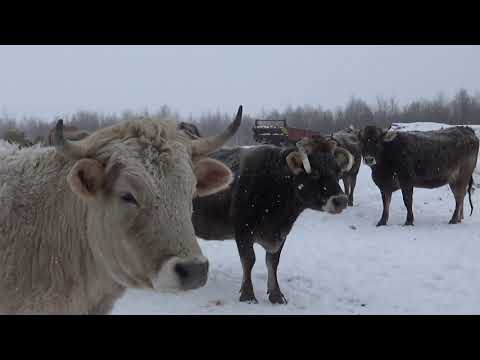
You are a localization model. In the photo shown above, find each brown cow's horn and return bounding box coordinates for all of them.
[191,105,243,156]
[296,138,312,174]
[54,119,85,159]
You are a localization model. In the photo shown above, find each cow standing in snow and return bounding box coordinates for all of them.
[0,106,242,314]
[357,125,479,226]
[189,135,353,304]
[328,127,363,206]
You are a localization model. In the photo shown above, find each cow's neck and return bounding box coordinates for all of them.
[278,174,306,225]
[49,155,125,313]
[1,150,122,314]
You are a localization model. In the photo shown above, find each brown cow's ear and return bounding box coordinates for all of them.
[334,147,354,173]
[286,151,305,175]
[383,131,398,142]
[194,158,233,197]
[67,159,106,200]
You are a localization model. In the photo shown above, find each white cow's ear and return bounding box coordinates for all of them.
[194,158,233,197]
[67,159,106,200]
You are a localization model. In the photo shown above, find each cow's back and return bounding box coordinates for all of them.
[229,146,299,239]
[192,145,290,241]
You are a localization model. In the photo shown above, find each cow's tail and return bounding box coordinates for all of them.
[468,176,474,216]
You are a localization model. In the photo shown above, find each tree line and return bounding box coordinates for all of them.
[2,89,480,147]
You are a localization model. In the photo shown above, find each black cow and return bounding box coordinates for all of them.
[191,136,354,304]
[357,125,479,226]
[328,127,362,206]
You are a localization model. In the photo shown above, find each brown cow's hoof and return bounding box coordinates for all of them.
[449,219,459,224]
[404,222,414,226]
[239,292,258,303]
[376,220,387,227]
[268,291,288,305]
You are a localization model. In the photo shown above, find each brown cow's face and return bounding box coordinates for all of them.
[359,126,397,167]
[291,152,347,213]
[286,138,353,214]
[67,137,232,292]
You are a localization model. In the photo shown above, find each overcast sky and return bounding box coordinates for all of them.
[1,45,479,121]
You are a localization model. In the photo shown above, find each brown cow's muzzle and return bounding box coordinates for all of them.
[322,194,348,214]
[363,156,376,167]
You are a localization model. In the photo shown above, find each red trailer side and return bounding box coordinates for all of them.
[286,127,323,142]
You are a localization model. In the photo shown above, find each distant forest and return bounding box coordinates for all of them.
[1,89,480,146]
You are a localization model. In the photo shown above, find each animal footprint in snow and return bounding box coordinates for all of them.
[286,275,313,288]
[207,300,224,307]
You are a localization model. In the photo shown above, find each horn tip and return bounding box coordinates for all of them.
[236,105,243,118]
[231,105,243,129]
[54,119,65,146]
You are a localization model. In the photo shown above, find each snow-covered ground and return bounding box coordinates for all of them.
[113,122,480,315]
[3,125,480,314]
[112,163,480,314]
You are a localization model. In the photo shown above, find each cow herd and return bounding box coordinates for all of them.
[0,105,478,314]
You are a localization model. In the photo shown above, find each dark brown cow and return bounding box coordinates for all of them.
[190,137,353,304]
[328,127,362,206]
[357,125,479,226]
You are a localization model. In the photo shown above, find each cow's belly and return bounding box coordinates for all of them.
[412,177,450,189]
[192,209,235,241]
[194,221,235,241]
[255,235,285,253]
[192,189,235,241]
[252,224,290,253]
[409,165,460,188]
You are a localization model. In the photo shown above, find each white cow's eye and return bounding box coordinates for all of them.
[120,192,138,205]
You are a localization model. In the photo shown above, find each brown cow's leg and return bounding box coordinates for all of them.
[235,235,257,303]
[266,241,287,304]
[377,189,392,226]
[348,175,357,206]
[401,186,415,226]
[343,177,351,205]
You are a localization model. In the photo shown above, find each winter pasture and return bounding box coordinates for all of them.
[2,122,480,314]
[113,122,480,314]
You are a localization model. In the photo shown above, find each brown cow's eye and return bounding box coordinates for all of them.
[120,193,138,205]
